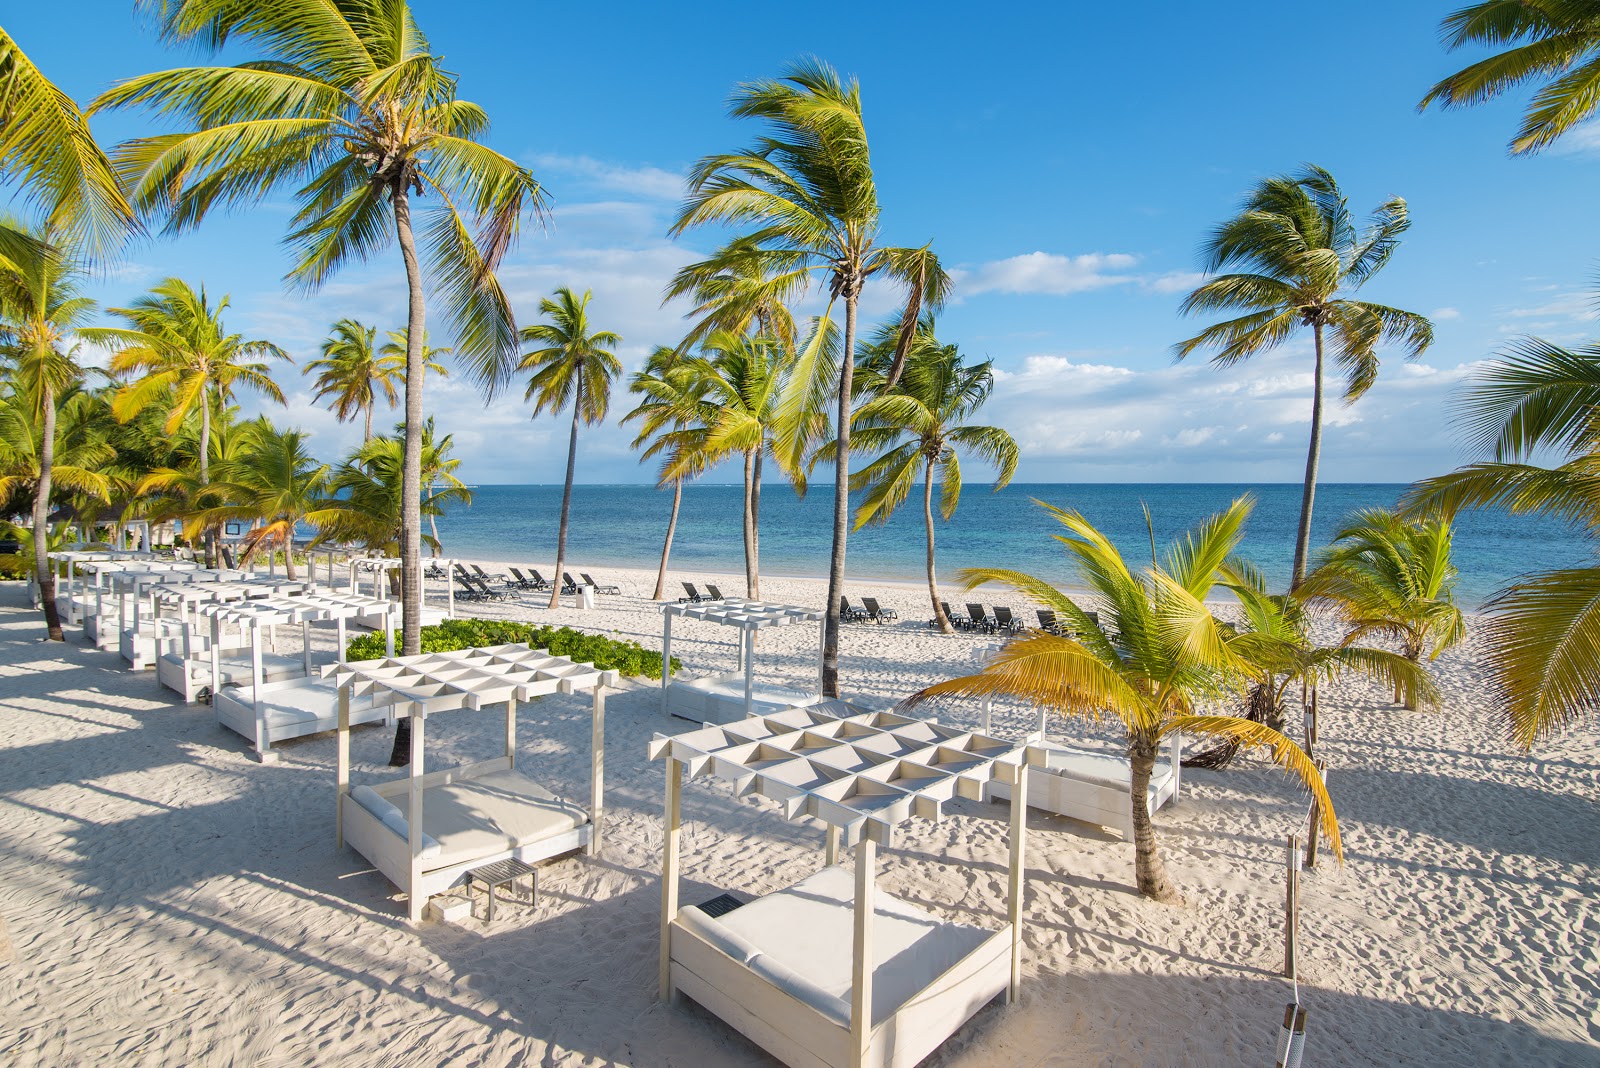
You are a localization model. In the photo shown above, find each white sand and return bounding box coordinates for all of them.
[1,562,1596,1067]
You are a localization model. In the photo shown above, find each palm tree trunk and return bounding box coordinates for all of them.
[284,531,298,581]
[389,182,428,767]
[427,478,441,557]
[200,390,216,569]
[1129,740,1183,903]
[1290,321,1326,588]
[33,380,62,641]
[549,375,581,610]
[751,449,763,602]
[652,478,682,600]
[822,290,859,697]
[924,455,951,634]
[363,403,372,443]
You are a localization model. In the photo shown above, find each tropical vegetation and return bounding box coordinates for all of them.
[344,618,678,679]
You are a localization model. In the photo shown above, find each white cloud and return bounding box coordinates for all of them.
[957,251,1141,297]
[1145,270,1206,295]
[529,153,684,201]
[1432,306,1460,321]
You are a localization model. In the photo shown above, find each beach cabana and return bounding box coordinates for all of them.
[650,703,1030,1068]
[155,579,312,702]
[118,569,252,669]
[210,591,395,761]
[330,645,618,921]
[349,556,453,622]
[659,599,827,724]
[79,559,200,648]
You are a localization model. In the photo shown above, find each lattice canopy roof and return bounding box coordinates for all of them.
[660,599,823,631]
[324,644,618,719]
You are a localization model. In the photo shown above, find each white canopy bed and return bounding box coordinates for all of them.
[76,558,199,646]
[209,592,396,761]
[650,702,1031,1068]
[659,600,828,724]
[348,556,452,624]
[329,645,618,921]
[118,569,251,669]
[155,579,311,702]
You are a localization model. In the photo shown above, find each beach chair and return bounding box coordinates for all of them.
[965,603,997,633]
[525,568,553,591]
[840,596,868,623]
[933,601,968,630]
[861,597,899,624]
[1037,608,1070,636]
[705,584,724,600]
[508,567,537,590]
[466,573,512,601]
[992,606,1024,634]
[455,572,487,602]
[581,572,622,595]
[470,563,506,584]
[679,582,704,603]
[561,572,581,595]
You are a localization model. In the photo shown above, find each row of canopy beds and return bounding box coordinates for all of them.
[47,560,1181,1068]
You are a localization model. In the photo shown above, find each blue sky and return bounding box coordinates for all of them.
[9,1,1600,485]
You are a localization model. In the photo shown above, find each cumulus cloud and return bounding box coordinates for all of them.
[956,251,1141,296]
[529,153,685,201]
[1432,306,1461,321]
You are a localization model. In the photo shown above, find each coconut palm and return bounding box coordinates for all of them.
[0,221,99,639]
[1175,165,1433,587]
[134,403,259,566]
[91,278,288,567]
[903,496,1339,903]
[848,317,1018,633]
[324,420,470,559]
[202,419,337,580]
[1403,338,1600,745]
[1298,509,1466,710]
[623,345,708,600]
[666,235,806,357]
[519,286,621,608]
[90,0,545,656]
[305,319,387,442]
[0,25,136,260]
[671,57,950,696]
[1420,1,1600,155]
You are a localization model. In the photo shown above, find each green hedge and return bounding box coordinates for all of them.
[0,554,28,580]
[344,618,678,679]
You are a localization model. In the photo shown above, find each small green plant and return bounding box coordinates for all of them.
[344,618,679,679]
[0,554,28,581]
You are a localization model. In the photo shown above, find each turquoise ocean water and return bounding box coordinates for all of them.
[429,483,1593,608]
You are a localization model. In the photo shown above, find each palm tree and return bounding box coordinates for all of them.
[203,419,337,580]
[0,221,98,639]
[1420,2,1600,155]
[623,345,708,600]
[0,25,136,260]
[325,421,471,558]
[305,319,388,442]
[848,317,1018,633]
[90,0,544,656]
[904,496,1339,903]
[671,58,950,696]
[519,287,621,608]
[379,327,453,552]
[134,403,257,566]
[91,278,288,568]
[1402,338,1600,745]
[1175,165,1433,587]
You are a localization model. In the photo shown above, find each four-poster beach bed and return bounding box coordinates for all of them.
[650,703,1031,1068]
[659,600,829,724]
[329,645,618,921]
[154,578,313,702]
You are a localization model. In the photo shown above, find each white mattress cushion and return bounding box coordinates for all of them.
[695,865,991,1027]
[417,770,586,869]
[1036,742,1172,794]
[349,785,442,859]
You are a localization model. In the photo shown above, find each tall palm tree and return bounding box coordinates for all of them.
[0,221,98,639]
[378,327,454,550]
[519,286,621,608]
[134,403,257,566]
[623,345,708,600]
[848,317,1018,633]
[90,0,544,656]
[1402,338,1600,746]
[904,496,1339,903]
[671,58,950,696]
[305,319,388,442]
[1298,509,1466,710]
[1175,165,1433,587]
[0,25,136,260]
[203,418,337,580]
[91,278,288,568]
[1420,1,1600,155]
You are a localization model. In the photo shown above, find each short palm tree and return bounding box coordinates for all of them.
[1175,165,1433,586]
[324,421,471,564]
[1420,2,1600,154]
[203,419,337,580]
[90,0,544,656]
[671,58,950,696]
[1298,508,1466,710]
[305,319,388,442]
[1403,338,1600,746]
[0,221,99,639]
[519,286,621,608]
[848,317,1018,633]
[91,278,288,567]
[623,345,709,600]
[904,496,1339,903]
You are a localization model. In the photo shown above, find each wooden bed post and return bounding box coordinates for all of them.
[407,711,426,923]
[504,699,516,769]
[851,835,876,1068]
[336,616,347,662]
[660,611,672,718]
[589,683,606,857]
[825,824,841,867]
[660,755,683,1002]
[301,619,312,679]
[251,620,269,759]
[209,612,222,704]
[335,684,350,848]
[817,615,826,694]
[743,627,756,719]
[1008,762,1028,1002]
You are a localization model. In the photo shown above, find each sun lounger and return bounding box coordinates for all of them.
[860,597,899,624]
[933,601,969,630]
[561,572,581,595]
[1036,609,1069,636]
[840,597,868,623]
[581,572,622,595]
[965,603,997,633]
[470,563,506,584]
[992,607,1024,634]
[507,567,536,589]
[704,584,724,600]
[680,582,705,603]
[523,568,553,591]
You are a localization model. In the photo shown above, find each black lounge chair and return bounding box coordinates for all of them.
[840,597,868,623]
[508,567,539,590]
[932,601,967,630]
[1036,608,1070,636]
[560,572,580,595]
[470,563,506,584]
[679,582,704,603]
[861,597,898,624]
[581,572,622,595]
[705,584,725,600]
[965,603,996,633]
[457,572,509,601]
[992,606,1024,634]
[523,568,553,591]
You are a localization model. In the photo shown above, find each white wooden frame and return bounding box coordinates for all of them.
[660,600,826,724]
[330,644,618,921]
[650,705,1030,1068]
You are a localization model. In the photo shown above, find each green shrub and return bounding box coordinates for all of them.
[344,618,679,679]
[0,554,28,581]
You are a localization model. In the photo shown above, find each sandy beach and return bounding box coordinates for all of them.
[1,562,1596,1067]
